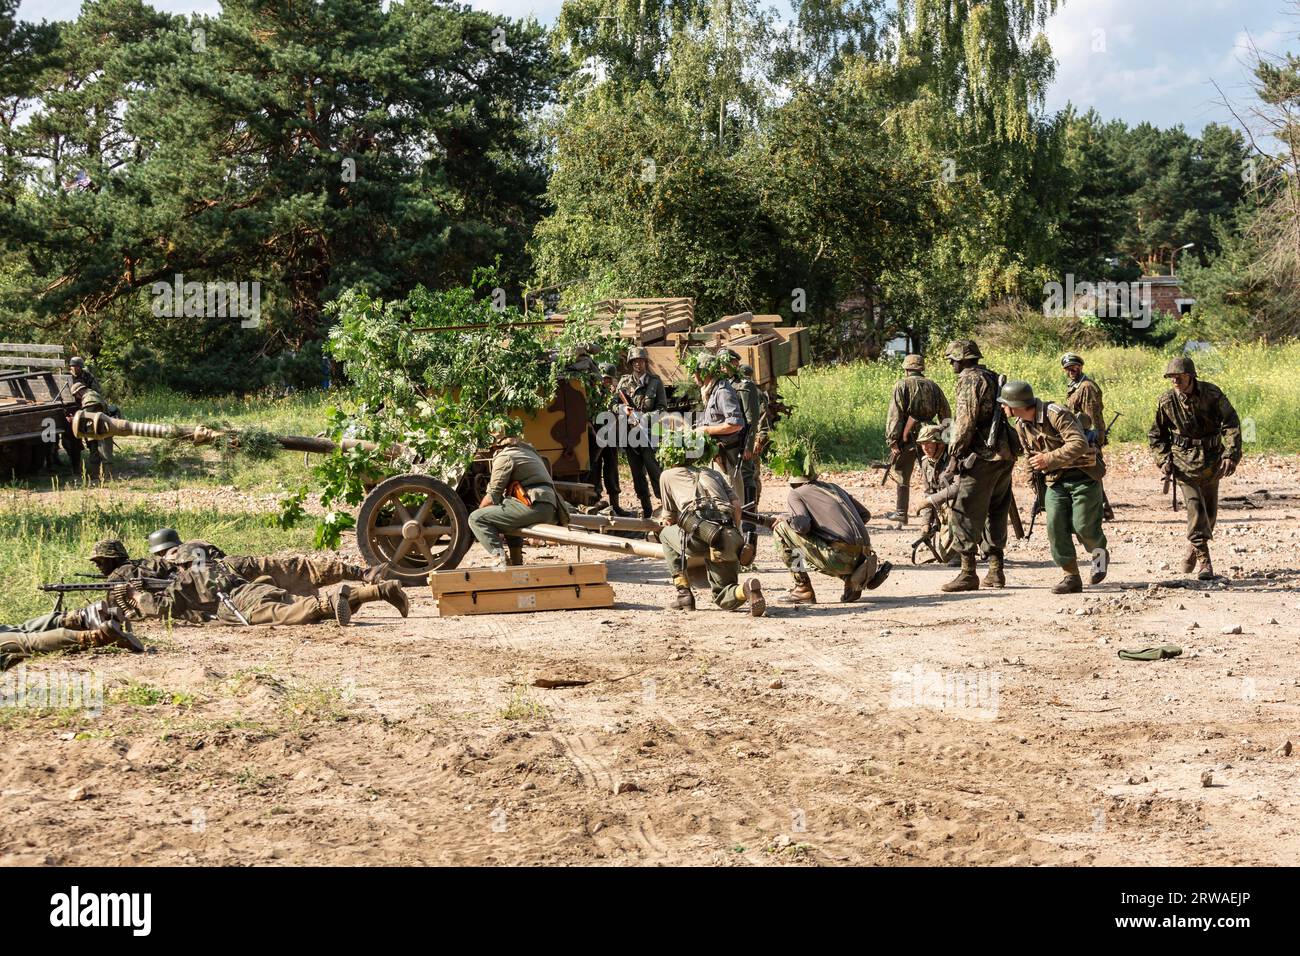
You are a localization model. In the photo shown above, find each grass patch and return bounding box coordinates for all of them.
[498,685,548,721]
[778,342,1300,467]
[281,684,351,724]
[0,501,317,622]
[109,682,195,708]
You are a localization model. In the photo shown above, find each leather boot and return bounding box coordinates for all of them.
[344,582,410,619]
[779,573,816,604]
[506,539,524,567]
[1053,559,1083,594]
[1196,546,1215,581]
[671,584,696,611]
[982,552,1005,589]
[1089,548,1109,585]
[609,498,631,518]
[332,585,353,626]
[1102,489,1115,522]
[1181,543,1198,574]
[79,620,144,654]
[942,553,980,592]
[640,498,654,520]
[887,484,910,525]
[742,577,766,617]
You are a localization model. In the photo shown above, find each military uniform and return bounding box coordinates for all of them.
[588,366,623,512]
[885,355,951,523]
[615,364,669,517]
[166,542,376,597]
[1147,357,1241,577]
[774,478,886,603]
[915,425,958,565]
[122,564,405,626]
[468,437,567,565]
[734,372,769,532]
[62,383,108,479]
[659,464,762,614]
[943,340,1018,590]
[2,607,139,670]
[1003,385,1107,592]
[701,376,746,512]
[1062,353,1113,520]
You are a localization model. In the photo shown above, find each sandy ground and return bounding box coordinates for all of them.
[2,451,1298,867]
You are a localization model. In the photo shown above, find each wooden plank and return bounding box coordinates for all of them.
[430,561,607,596]
[0,356,65,368]
[436,582,615,616]
[0,344,64,354]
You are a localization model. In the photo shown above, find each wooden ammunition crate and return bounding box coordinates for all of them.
[429,562,615,616]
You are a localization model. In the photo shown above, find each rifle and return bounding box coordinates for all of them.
[1162,468,1180,511]
[741,509,779,530]
[1025,469,1048,538]
[880,416,921,486]
[910,507,943,564]
[40,578,172,614]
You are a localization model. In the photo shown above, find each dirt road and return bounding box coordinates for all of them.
[3,452,1298,866]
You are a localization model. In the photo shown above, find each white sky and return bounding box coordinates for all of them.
[17,0,1297,132]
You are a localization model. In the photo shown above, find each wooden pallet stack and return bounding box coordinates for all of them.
[429,562,615,617]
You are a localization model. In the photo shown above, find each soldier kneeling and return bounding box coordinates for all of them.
[657,434,765,615]
[998,381,1109,593]
[771,445,891,604]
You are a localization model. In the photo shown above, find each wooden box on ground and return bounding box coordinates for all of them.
[429,562,615,617]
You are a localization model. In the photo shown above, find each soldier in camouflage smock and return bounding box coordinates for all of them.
[1147,356,1241,580]
[884,354,951,525]
[940,339,1018,591]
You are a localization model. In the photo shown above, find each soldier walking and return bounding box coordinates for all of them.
[772,451,891,604]
[940,340,1018,591]
[1148,356,1241,580]
[884,354,951,525]
[999,381,1109,593]
[615,347,669,518]
[656,436,765,615]
[1061,352,1114,521]
[468,422,569,567]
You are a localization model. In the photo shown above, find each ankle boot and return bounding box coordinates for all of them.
[1196,546,1215,581]
[779,573,816,604]
[671,585,696,610]
[344,582,410,619]
[942,553,980,592]
[79,620,144,654]
[1181,543,1198,574]
[1053,559,1083,594]
[506,539,524,567]
[982,552,1005,589]
[889,484,910,524]
[742,577,766,617]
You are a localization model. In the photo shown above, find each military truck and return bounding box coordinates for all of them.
[0,344,75,476]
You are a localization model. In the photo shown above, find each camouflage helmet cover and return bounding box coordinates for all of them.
[915,423,946,444]
[148,527,182,555]
[1060,352,1084,368]
[598,362,617,377]
[903,354,925,372]
[1164,356,1196,378]
[943,339,982,362]
[997,380,1036,409]
[626,346,649,362]
[90,538,128,561]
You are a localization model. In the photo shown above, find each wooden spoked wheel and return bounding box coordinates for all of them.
[356,474,472,586]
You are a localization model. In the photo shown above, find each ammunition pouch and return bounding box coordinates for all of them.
[1171,434,1221,451]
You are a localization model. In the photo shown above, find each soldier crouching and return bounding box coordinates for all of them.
[468,420,569,567]
[657,434,765,615]
[999,381,1109,593]
[771,446,891,604]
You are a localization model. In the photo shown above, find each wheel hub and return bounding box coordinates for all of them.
[401,519,423,541]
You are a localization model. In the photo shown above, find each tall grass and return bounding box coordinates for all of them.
[0,501,315,623]
[778,342,1300,468]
